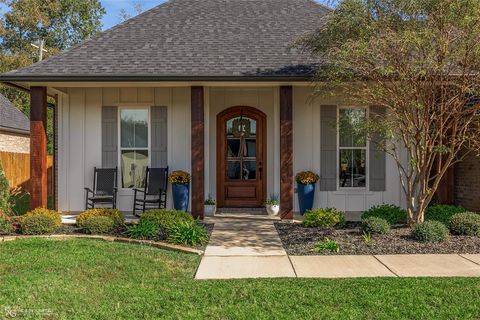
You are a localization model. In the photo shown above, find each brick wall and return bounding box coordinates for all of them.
[454,152,480,211]
[0,131,30,154]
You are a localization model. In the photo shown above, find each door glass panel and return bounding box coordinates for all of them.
[227,161,241,180]
[242,161,256,180]
[226,117,256,138]
[245,139,256,157]
[226,115,258,181]
[227,138,240,157]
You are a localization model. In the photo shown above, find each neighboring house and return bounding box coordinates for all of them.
[0,0,454,217]
[454,153,480,212]
[0,93,29,154]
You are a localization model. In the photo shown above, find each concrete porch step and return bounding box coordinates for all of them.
[216,207,268,215]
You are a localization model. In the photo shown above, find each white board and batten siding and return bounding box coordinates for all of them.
[293,86,404,213]
[57,87,191,212]
[57,85,404,214]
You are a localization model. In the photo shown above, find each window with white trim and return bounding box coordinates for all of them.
[119,108,149,188]
[338,107,367,188]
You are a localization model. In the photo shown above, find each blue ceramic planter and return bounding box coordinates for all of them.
[172,183,189,211]
[297,182,315,215]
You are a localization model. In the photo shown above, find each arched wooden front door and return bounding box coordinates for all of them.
[217,106,266,207]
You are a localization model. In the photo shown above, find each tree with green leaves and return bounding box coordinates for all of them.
[0,0,106,154]
[301,0,480,225]
[1,0,105,54]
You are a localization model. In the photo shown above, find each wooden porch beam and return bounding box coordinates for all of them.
[280,86,293,219]
[191,86,205,219]
[30,86,48,209]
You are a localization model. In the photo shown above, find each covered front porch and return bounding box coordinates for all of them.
[26,83,407,219]
[27,85,296,219]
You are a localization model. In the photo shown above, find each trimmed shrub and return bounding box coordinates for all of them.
[0,160,10,213]
[448,212,480,236]
[361,204,407,225]
[411,221,449,242]
[140,209,193,230]
[20,215,57,235]
[361,217,390,235]
[128,220,159,240]
[425,205,467,225]
[20,208,61,235]
[82,216,115,234]
[22,208,62,227]
[76,208,124,227]
[303,208,345,228]
[167,221,208,246]
[0,209,14,234]
[0,216,13,234]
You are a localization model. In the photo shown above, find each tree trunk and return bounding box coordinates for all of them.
[406,194,427,227]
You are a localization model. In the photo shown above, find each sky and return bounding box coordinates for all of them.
[101,0,338,30]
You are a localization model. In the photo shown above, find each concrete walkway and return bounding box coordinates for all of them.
[195,215,480,279]
[196,214,296,279]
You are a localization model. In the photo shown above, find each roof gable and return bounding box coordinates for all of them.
[2,0,330,81]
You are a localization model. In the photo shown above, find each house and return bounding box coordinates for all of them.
[0,0,426,218]
[0,93,29,154]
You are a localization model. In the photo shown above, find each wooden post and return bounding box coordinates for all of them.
[280,86,293,219]
[30,86,48,209]
[53,94,58,210]
[191,86,205,219]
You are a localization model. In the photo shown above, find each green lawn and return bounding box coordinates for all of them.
[1,239,480,319]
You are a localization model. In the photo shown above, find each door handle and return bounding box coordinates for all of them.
[258,161,263,180]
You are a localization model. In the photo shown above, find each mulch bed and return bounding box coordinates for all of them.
[275,222,480,255]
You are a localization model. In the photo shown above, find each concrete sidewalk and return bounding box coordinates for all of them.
[195,215,480,279]
[291,254,480,278]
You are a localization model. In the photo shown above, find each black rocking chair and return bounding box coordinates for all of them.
[133,166,168,216]
[84,167,118,209]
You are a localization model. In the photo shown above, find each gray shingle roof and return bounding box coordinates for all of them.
[0,0,330,82]
[0,94,29,134]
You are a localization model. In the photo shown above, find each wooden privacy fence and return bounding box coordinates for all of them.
[0,151,53,195]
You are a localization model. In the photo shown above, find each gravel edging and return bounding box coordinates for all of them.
[275,222,480,256]
[0,234,204,255]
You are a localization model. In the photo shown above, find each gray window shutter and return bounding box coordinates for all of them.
[151,106,168,167]
[320,105,337,191]
[369,106,386,191]
[102,106,118,168]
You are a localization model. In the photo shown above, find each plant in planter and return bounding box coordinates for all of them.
[295,171,319,215]
[168,170,190,211]
[265,194,280,216]
[204,195,216,217]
